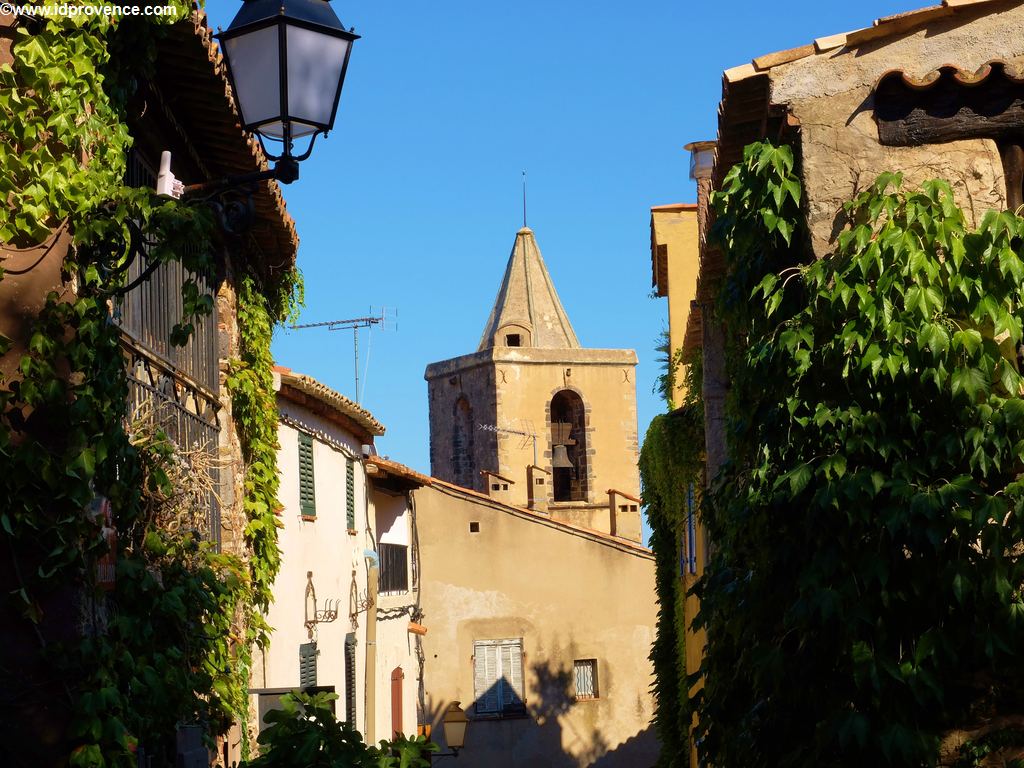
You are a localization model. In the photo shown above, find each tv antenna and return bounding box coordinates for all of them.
[522,170,527,228]
[290,308,393,403]
[478,421,538,466]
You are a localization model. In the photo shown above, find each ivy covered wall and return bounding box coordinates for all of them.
[0,7,299,766]
[640,355,704,768]
[696,140,1024,767]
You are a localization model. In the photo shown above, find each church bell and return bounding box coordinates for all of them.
[551,444,574,469]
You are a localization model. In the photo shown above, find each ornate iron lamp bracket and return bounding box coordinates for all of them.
[304,571,340,640]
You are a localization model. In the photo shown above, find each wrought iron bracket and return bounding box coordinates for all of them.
[304,571,340,640]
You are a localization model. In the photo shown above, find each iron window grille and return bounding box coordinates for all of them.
[573,659,599,700]
[378,543,409,595]
[685,483,697,575]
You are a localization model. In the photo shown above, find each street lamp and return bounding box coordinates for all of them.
[436,701,469,758]
[217,0,360,184]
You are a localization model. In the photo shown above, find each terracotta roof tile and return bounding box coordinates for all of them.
[724,0,1019,84]
[277,369,385,437]
[429,478,654,557]
[366,456,431,486]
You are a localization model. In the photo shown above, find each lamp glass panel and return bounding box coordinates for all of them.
[222,25,281,131]
[442,719,467,749]
[286,25,350,134]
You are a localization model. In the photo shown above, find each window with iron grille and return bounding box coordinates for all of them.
[685,483,697,575]
[378,543,408,595]
[119,150,221,545]
[473,639,525,717]
[345,633,357,726]
[299,642,318,688]
[346,458,355,529]
[573,659,599,700]
[298,432,316,517]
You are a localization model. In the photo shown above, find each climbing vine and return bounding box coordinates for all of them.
[696,141,1024,766]
[640,353,703,768]
[0,5,297,766]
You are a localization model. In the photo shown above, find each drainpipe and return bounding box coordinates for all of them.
[364,559,378,742]
[363,462,378,743]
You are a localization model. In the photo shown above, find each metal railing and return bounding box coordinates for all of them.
[124,344,222,546]
[117,151,222,546]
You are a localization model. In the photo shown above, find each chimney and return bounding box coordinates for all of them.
[607,489,642,542]
[527,465,550,512]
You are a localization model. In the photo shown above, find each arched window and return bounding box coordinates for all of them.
[550,390,587,502]
[452,396,475,489]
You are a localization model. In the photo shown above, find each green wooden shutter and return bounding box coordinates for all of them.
[299,642,318,688]
[298,432,316,517]
[345,633,357,725]
[346,458,355,529]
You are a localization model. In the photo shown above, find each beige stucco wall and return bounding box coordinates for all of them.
[764,4,1024,255]
[369,486,421,743]
[426,347,640,538]
[255,396,417,745]
[252,399,371,732]
[415,482,659,767]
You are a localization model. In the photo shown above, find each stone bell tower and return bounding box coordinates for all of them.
[424,226,642,541]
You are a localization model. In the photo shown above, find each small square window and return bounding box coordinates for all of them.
[536,478,544,485]
[506,334,521,347]
[502,483,509,491]
[619,505,628,512]
[470,522,480,533]
[629,504,638,512]
[574,659,598,700]
[492,483,500,491]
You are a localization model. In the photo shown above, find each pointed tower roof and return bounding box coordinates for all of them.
[477,227,581,351]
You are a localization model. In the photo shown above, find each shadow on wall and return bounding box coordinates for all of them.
[426,659,658,767]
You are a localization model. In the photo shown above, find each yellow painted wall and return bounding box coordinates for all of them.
[651,206,699,404]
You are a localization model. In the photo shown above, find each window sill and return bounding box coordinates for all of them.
[574,695,600,702]
[472,709,530,721]
[301,515,317,522]
[347,528,357,536]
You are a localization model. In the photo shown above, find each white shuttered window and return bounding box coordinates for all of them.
[473,639,525,716]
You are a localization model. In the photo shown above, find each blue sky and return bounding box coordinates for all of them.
[205,0,925,477]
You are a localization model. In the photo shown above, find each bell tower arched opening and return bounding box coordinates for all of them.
[452,395,475,490]
[550,390,588,502]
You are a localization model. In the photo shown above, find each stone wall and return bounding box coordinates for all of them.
[765,4,1024,255]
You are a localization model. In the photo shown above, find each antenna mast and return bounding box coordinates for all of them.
[522,170,527,227]
[290,309,391,403]
[478,421,537,466]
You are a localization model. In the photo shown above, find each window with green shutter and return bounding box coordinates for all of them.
[299,642,318,688]
[346,458,355,529]
[345,633,357,726]
[298,432,316,517]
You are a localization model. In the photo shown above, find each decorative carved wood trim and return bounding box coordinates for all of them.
[875,61,1024,146]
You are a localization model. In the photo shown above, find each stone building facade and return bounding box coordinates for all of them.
[252,369,425,747]
[425,226,642,541]
[687,0,1024,493]
[680,1,1024,764]
[414,479,659,767]
[0,11,299,765]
